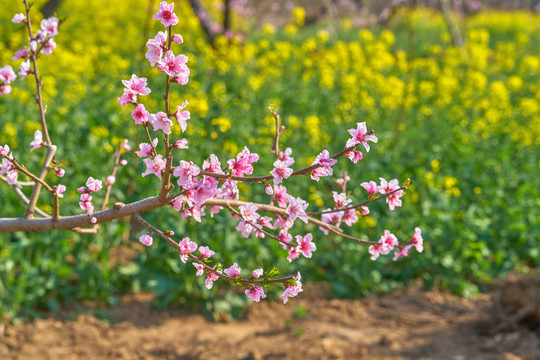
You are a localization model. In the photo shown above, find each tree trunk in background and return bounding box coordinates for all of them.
[41,0,63,18]
[223,0,231,34]
[187,0,220,46]
[440,0,464,47]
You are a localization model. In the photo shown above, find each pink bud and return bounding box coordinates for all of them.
[172,34,184,44]
[168,230,175,236]
[264,182,273,195]
[77,186,87,194]
[172,139,188,149]
[120,159,128,166]
[90,216,97,224]
[139,233,153,246]
[30,41,37,53]
[56,168,65,177]
[106,175,116,185]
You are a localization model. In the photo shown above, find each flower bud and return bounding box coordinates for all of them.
[106,175,116,185]
[120,159,128,166]
[139,233,153,246]
[56,168,65,177]
[172,34,183,44]
[30,41,37,53]
[90,216,97,224]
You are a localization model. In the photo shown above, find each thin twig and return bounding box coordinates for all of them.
[24,145,57,218]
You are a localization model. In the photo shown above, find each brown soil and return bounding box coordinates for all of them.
[1,277,539,360]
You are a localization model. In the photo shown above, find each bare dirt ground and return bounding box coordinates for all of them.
[1,276,539,360]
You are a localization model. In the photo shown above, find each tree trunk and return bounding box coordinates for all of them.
[41,0,63,18]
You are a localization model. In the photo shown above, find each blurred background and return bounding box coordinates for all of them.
[0,0,539,324]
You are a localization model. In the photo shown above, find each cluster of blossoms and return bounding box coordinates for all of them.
[369,228,424,261]
[77,177,103,224]
[361,178,404,211]
[0,13,59,95]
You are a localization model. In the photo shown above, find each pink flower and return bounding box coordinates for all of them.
[368,244,382,260]
[378,230,399,255]
[0,66,17,83]
[142,154,166,179]
[345,122,378,152]
[145,31,167,67]
[122,74,151,96]
[18,60,31,79]
[171,67,190,85]
[12,13,26,23]
[345,150,363,164]
[227,147,259,177]
[342,209,358,226]
[191,176,218,206]
[274,215,294,230]
[86,177,103,192]
[287,246,300,262]
[273,185,290,208]
[278,229,293,249]
[296,233,316,258]
[54,184,66,198]
[320,210,343,235]
[172,34,183,44]
[0,85,12,95]
[278,147,294,166]
[41,38,56,55]
[193,263,204,277]
[6,170,18,185]
[312,149,336,177]
[80,193,92,202]
[132,103,150,124]
[30,130,45,151]
[286,196,309,223]
[251,268,263,279]
[153,1,179,27]
[239,202,259,222]
[139,233,153,246]
[281,272,303,304]
[151,112,173,134]
[117,89,137,107]
[41,17,59,37]
[13,47,29,61]
[79,199,94,215]
[0,156,14,174]
[172,139,188,149]
[361,180,380,196]
[245,285,266,302]
[393,245,412,261]
[174,101,190,132]
[205,270,219,289]
[379,178,404,211]
[173,160,200,187]
[224,263,241,277]
[270,160,293,185]
[202,154,224,174]
[135,138,158,158]
[333,191,352,208]
[411,227,424,253]
[157,50,188,77]
[0,145,10,156]
[198,246,215,258]
[178,237,198,263]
